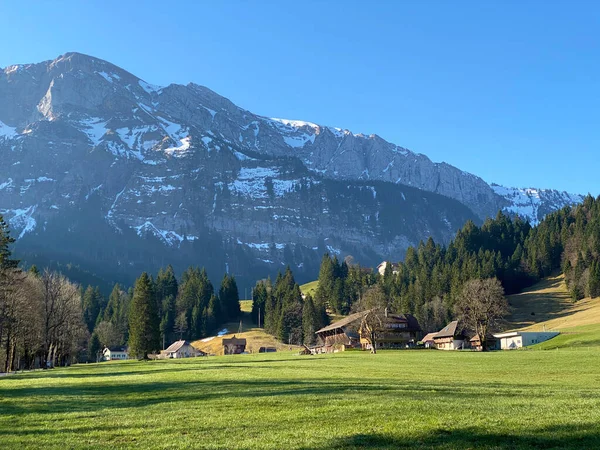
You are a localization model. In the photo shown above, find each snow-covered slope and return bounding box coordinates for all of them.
[492,185,584,225]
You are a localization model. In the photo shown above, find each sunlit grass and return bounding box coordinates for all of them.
[1,350,600,449]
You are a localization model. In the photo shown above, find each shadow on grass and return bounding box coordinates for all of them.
[315,425,600,449]
[0,377,560,419]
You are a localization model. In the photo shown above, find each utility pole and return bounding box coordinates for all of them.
[258,307,261,328]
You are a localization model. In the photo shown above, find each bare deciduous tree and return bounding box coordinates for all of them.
[454,278,509,351]
[353,285,389,354]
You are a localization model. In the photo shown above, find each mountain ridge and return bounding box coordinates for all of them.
[0,52,584,288]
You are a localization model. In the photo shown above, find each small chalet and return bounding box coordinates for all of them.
[469,334,499,351]
[103,346,129,361]
[433,321,469,350]
[421,332,438,349]
[222,336,247,355]
[164,340,205,358]
[315,311,366,351]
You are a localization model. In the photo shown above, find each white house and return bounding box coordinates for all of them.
[376,261,400,276]
[493,331,559,350]
[163,340,205,358]
[103,346,129,361]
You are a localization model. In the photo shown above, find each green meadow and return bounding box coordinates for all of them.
[1,349,600,449]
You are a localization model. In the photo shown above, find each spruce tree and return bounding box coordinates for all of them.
[302,294,318,346]
[128,272,160,359]
[88,332,101,362]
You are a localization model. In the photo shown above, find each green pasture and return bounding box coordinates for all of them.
[1,349,600,449]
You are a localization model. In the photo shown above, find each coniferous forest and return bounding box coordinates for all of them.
[2,195,600,370]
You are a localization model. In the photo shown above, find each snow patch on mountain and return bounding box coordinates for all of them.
[1,205,37,239]
[79,117,107,145]
[139,80,162,95]
[493,185,584,225]
[134,221,195,246]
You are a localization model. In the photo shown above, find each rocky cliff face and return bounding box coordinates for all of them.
[0,53,583,288]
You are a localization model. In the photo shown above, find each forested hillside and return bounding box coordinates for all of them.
[283,196,600,334]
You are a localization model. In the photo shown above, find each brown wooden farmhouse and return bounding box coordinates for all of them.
[315,310,421,352]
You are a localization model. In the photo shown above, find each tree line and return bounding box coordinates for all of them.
[300,196,600,335]
[251,267,329,346]
[0,213,241,370]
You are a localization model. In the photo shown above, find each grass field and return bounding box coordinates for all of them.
[300,280,318,296]
[2,350,600,449]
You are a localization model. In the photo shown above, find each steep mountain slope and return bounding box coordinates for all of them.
[0,53,584,289]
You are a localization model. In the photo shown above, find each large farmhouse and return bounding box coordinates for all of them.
[315,310,421,352]
[361,312,421,350]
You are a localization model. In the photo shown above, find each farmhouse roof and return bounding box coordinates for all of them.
[421,332,438,342]
[315,310,369,334]
[106,346,128,353]
[434,320,461,339]
[388,313,421,331]
[164,340,190,353]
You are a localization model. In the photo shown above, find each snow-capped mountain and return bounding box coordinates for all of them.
[492,185,584,225]
[0,53,583,288]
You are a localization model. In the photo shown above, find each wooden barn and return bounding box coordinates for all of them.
[315,311,366,351]
[222,336,247,355]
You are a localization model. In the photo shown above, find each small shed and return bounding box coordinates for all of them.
[258,346,276,353]
[469,334,499,351]
[421,332,438,349]
[222,336,247,355]
[164,340,205,358]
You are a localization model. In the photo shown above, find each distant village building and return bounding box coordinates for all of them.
[315,310,421,352]
[222,336,247,355]
[433,321,469,350]
[163,340,205,358]
[493,331,559,350]
[103,346,129,361]
[376,261,400,276]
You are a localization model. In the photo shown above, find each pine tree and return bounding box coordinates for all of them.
[0,215,18,270]
[302,294,318,346]
[128,273,160,359]
[88,332,101,363]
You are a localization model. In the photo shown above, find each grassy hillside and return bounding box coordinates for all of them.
[192,326,301,355]
[506,274,600,348]
[300,280,318,296]
[2,350,600,449]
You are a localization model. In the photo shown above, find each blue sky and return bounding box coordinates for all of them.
[1,1,598,195]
